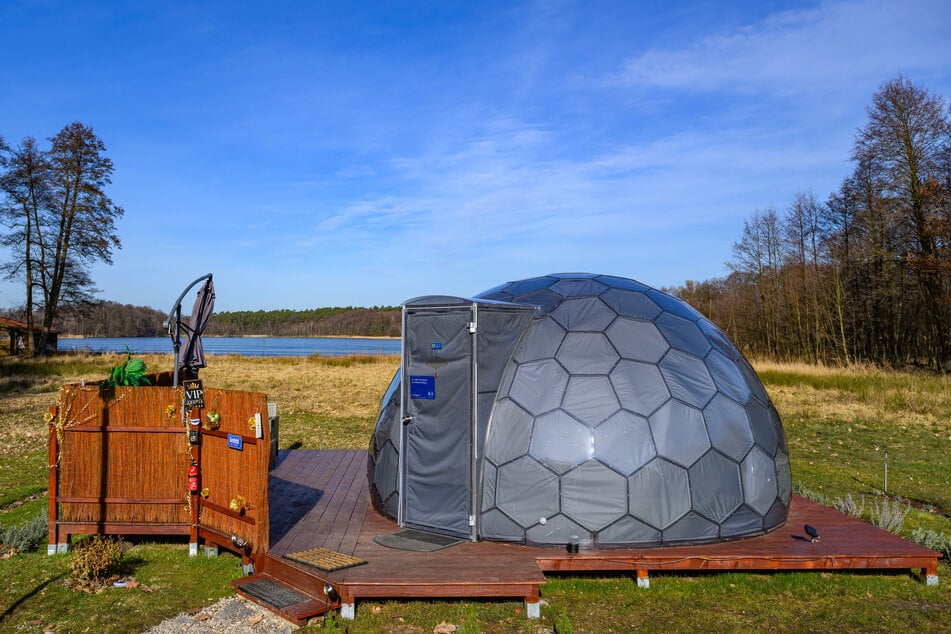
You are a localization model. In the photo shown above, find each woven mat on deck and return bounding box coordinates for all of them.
[239,579,309,609]
[373,529,463,552]
[284,547,367,572]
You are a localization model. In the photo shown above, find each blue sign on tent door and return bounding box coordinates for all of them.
[410,375,436,399]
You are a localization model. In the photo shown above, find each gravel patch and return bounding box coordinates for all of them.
[143,596,298,633]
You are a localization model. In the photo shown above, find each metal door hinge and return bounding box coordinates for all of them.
[468,322,476,333]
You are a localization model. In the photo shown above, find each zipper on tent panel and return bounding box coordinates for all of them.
[469,302,479,541]
[397,305,409,527]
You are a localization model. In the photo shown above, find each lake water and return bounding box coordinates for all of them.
[57,336,401,357]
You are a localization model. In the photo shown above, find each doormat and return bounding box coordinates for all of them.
[373,529,463,552]
[238,578,310,609]
[284,547,367,572]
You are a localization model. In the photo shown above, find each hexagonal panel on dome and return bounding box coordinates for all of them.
[480,508,525,541]
[509,358,569,415]
[649,400,710,467]
[373,441,399,501]
[739,357,770,404]
[656,313,711,356]
[513,288,564,314]
[628,459,691,529]
[482,461,498,509]
[600,289,663,321]
[775,447,792,504]
[563,375,620,425]
[645,288,705,322]
[596,515,661,546]
[594,410,656,475]
[551,297,617,331]
[770,401,788,452]
[689,451,743,523]
[562,461,628,531]
[513,317,566,363]
[659,349,717,408]
[557,332,619,374]
[720,505,765,536]
[742,446,778,516]
[662,511,719,544]
[526,513,589,545]
[704,394,755,462]
[485,399,533,465]
[502,276,557,296]
[610,360,670,416]
[496,456,560,528]
[764,500,788,529]
[529,410,595,473]
[747,398,778,456]
[606,318,670,363]
[705,349,751,404]
[698,318,742,361]
[595,275,650,292]
[550,277,609,298]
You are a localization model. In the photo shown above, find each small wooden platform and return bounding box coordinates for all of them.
[234,449,941,624]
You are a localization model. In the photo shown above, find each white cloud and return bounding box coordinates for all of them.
[609,0,951,95]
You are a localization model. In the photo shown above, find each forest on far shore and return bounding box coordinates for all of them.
[2,302,402,339]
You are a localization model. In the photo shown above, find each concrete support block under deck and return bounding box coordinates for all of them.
[636,569,650,588]
[340,603,356,620]
[526,601,541,619]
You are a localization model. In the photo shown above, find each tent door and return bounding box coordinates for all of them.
[400,304,475,539]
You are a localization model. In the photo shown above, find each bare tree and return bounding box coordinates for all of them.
[0,122,123,354]
[728,208,784,357]
[853,76,950,369]
[0,136,51,355]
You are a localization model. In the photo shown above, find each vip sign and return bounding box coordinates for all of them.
[183,379,205,409]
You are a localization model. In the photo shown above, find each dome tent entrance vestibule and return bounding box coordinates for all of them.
[370,273,792,548]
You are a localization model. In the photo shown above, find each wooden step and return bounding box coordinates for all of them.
[232,573,334,626]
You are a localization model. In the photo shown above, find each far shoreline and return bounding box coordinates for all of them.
[59,334,400,340]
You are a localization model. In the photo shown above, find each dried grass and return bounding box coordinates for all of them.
[0,353,399,455]
[198,354,399,449]
[752,359,951,431]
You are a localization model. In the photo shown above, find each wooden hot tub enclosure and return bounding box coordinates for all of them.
[48,381,275,564]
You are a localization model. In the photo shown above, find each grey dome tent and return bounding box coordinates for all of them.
[370,273,791,548]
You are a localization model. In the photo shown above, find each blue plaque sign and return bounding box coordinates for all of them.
[409,375,436,400]
[431,342,442,350]
[227,433,243,451]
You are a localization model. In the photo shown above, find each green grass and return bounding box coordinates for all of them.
[0,450,46,510]
[0,355,948,632]
[0,542,243,632]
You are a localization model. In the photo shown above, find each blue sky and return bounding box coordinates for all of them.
[1,0,950,312]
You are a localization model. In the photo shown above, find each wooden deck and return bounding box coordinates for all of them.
[234,449,941,624]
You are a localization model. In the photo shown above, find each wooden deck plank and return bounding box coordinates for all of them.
[259,449,940,609]
[269,449,349,556]
[287,450,363,554]
[310,451,368,555]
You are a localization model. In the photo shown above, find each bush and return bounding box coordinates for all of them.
[910,528,951,560]
[869,497,910,534]
[68,535,124,587]
[833,492,865,518]
[1,513,48,553]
